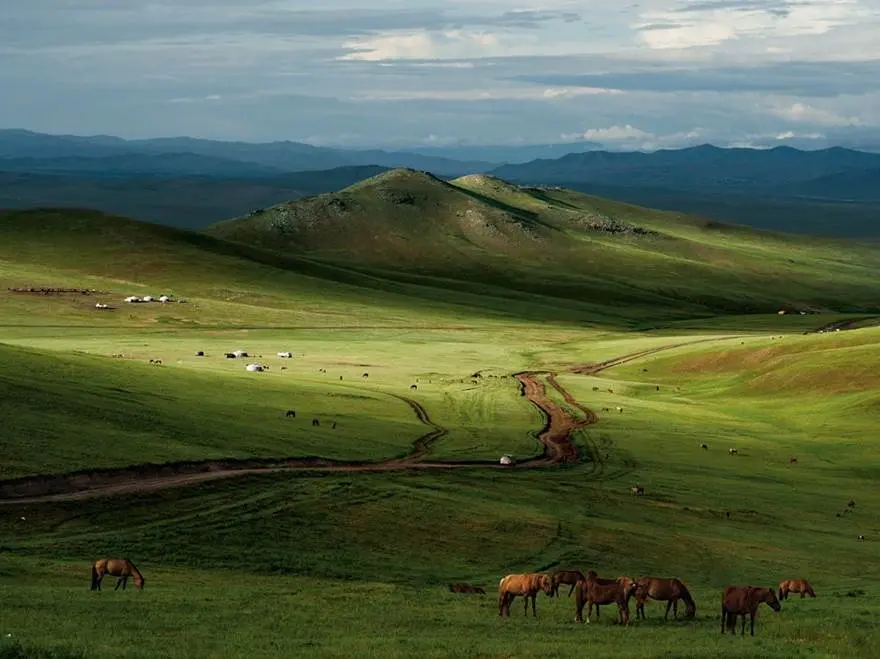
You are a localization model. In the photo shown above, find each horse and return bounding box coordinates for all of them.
[575,571,638,624]
[449,583,486,595]
[728,448,738,455]
[91,558,144,592]
[789,456,798,464]
[700,443,708,450]
[720,586,781,636]
[285,410,296,418]
[550,569,586,597]
[312,419,320,426]
[631,486,644,496]
[778,579,816,600]
[362,373,369,378]
[634,577,696,621]
[498,573,554,617]
[410,384,417,391]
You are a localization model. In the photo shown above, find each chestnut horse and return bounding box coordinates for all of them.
[721,586,781,636]
[91,558,144,591]
[634,577,697,621]
[550,569,586,597]
[575,571,638,624]
[498,573,553,617]
[449,583,486,595]
[778,579,816,599]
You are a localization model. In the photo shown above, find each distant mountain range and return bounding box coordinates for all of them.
[1,130,878,236]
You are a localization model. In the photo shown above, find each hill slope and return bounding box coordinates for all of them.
[207,170,880,319]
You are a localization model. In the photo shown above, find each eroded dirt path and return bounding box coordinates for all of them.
[0,338,732,505]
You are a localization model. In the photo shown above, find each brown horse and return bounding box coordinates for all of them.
[721,586,781,636]
[449,583,486,595]
[498,573,553,617]
[575,571,638,624]
[550,569,586,597]
[634,577,697,621]
[91,558,144,591]
[778,579,816,599]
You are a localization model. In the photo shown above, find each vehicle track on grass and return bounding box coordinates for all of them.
[0,338,737,505]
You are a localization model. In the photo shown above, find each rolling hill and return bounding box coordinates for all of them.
[207,169,880,320]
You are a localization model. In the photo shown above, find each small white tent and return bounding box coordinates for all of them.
[159,295,172,303]
[142,295,154,302]
[499,455,515,466]
[124,296,140,303]
[277,352,292,358]
[245,363,265,372]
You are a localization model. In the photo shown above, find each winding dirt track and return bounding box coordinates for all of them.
[0,339,733,505]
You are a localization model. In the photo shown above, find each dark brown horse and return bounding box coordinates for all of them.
[778,579,816,599]
[575,571,638,625]
[634,577,697,621]
[449,583,486,595]
[550,569,586,597]
[498,573,554,617]
[721,586,780,636]
[91,558,144,591]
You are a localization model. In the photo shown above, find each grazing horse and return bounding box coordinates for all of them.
[91,558,144,592]
[550,569,586,597]
[700,443,708,450]
[449,583,486,595]
[728,448,738,455]
[778,579,816,600]
[312,419,320,426]
[285,410,296,418]
[634,577,697,621]
[498,573,554,617]
[721,586,781,636]
[410,384,417,391]
[362,372,369,378]
[631,486,644,496]
[789,456,798,464]
[575,571,638,624]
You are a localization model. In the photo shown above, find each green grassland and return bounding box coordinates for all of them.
[1,186,879,658]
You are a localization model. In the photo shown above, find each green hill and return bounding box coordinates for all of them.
[208,169,880,319]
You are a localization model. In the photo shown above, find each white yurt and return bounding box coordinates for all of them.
[499,454,515,466]
[159,295,172,303]
[245,363,264,372]
[142,295,154,302]
[233,350,248,358]
[277,352,292,358]
[124,296,140,303]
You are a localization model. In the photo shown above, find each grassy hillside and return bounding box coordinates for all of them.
[208,170,880,319]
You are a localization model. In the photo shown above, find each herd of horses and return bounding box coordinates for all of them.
[493,570,817,636]
[90,558,817,637]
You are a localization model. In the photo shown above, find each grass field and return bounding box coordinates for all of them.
[1,200,879,658]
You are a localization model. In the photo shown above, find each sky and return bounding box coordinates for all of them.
[3,0,880,150]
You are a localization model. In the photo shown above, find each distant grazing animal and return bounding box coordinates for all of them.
[728,448,738,455]
[602,407,610,412]
[362,372,369,378]
[700,443,708,450]
[608,389,614,394]
[277,352,292,359]
[789,456,797,464]
[195,351,205,357]
[225,353,235,359]
[285,410,296,418]
[410,384,417,391]
[91,558,144,592]
[616,406,623,413]
[332,422,337,429]
[858,535,865,540]
[339,376,343,381]
[550,570,586,597]
[656,386,660,391]
[725,512,731,520]
[575,571,638,624]
[721,586,781,636]
[778,579,816,600]
[593,386,600,392]
[634,577,696,621]
[498,573,554,617]
[848,500,856,508]
[312,419,320,427]
[631,485,644,496]
[449,583,486,595]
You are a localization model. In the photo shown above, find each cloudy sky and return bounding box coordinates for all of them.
[3,0,880,149]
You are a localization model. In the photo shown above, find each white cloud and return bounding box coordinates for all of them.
[561,125,653,142]
[340,30,502,61]
[769,101,863,126]
[350,86,622,101]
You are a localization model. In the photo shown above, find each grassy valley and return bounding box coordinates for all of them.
[1,178,879,658]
